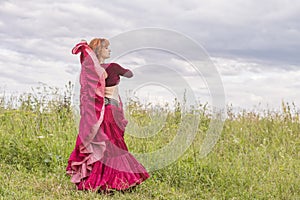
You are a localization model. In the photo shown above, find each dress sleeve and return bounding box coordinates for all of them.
[112,63,133,78]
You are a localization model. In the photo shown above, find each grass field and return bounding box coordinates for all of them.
[0,85,299,199]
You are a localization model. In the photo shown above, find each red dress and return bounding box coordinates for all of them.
[66,41,149,191]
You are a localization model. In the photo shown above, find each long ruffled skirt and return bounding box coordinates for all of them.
[66,104,150,191]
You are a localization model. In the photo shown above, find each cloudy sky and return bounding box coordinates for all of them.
[0,0,299,110]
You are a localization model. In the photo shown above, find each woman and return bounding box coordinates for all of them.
[66,38,150,193]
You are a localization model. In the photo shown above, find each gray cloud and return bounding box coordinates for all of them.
[0,0,299,109]
[1,0,300,64]
[214,57,300,108]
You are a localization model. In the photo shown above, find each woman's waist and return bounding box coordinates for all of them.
[105,85,119,101]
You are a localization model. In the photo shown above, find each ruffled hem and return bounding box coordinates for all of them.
[66,137,150,191]
[75,151,150,191]
[66,139,106,184]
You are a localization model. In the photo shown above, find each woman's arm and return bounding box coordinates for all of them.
[112,63,133,78]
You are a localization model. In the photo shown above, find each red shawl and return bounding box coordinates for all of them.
[67,41,108,183]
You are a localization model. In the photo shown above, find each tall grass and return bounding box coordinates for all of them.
[0,83,299,199]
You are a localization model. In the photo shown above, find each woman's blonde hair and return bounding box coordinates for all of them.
[89,38,110,60]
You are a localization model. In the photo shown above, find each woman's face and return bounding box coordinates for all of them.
[100,46,111,59]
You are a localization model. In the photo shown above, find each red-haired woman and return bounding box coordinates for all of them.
[66,38,149,193]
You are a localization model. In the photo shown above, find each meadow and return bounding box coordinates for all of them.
[0,83,299,200]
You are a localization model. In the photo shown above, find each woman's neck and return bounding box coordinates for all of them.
[99,58,105,64]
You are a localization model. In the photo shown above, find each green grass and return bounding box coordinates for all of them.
[0,85,299,199]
